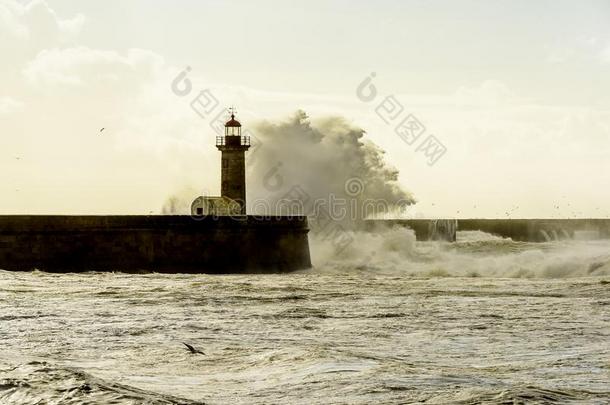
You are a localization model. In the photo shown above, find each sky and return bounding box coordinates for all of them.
[1,0,609,217]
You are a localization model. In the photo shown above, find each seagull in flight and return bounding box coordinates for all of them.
[182,342,205,355]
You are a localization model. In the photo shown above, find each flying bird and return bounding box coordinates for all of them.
[182,342,205,355]
[100,128,105,133]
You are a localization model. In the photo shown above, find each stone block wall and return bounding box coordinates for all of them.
[0,215,311,273]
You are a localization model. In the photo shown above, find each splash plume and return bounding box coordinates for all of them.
[248,110,415,225]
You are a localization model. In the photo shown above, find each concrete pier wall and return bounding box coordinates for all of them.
[365,219,610,242]
[0,215,311,273]
[457,219,610,242]
[364,219,458,241]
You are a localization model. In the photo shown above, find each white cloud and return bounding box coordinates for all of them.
[546,36,610,66]
[57,12,85,36]
[22,46,164,87]
[0,96,23,114]
[0,0,85,39]
[454,80,516,108]
[0,0,86,73]
[600,45,610,64]
[0,0,28,38]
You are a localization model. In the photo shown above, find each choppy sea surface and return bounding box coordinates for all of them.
[1,232,609,404]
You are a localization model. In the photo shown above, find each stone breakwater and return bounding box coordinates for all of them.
[365,218,610,242]
[0,215,311,273]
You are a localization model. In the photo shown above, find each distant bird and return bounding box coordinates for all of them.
[99,128,105,133]
[182,342,205,355]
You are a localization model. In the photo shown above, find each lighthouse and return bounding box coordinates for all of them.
[216,111,250,214]
[191,109,250,217]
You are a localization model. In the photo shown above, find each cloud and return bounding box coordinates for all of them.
[0,0,84,40]
[0,96,24,114]
[23,46,164,88]
[57,12,85,36]
[0,0,28,38]
[546,36,610,66]
[0,0,85,75]
[600,45,610,64]
[0,0,212,213]
[454,80,516,108]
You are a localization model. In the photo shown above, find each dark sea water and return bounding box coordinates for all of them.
[1,232,609,404]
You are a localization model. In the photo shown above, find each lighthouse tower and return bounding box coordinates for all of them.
[216,110,250,215]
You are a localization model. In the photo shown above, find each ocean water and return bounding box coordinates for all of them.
[1,232,609,404]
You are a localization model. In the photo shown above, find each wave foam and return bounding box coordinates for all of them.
[312,228,610,278]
